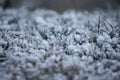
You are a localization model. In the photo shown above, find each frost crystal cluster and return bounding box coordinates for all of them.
[0,8,120,80]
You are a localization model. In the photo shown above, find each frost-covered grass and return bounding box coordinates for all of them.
[0,8,120,80]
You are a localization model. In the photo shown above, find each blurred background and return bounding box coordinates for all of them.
[0,0,120,12]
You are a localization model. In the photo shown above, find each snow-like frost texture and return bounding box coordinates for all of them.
[0,8,120,80]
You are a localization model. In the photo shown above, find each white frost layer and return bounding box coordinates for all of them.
[0,8,120,80]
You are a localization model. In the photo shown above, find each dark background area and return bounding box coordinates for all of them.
[0,0,120,12]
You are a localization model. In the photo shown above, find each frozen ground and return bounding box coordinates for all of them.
[0,8,120,80]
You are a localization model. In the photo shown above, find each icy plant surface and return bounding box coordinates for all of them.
[0,8,120,80]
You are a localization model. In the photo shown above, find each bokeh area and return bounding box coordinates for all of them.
[0,0,120,11]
